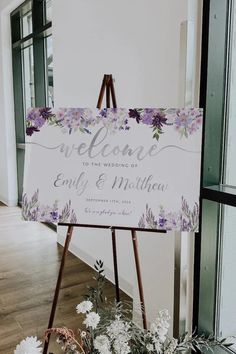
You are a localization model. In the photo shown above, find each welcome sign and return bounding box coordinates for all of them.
[22,108,203,231]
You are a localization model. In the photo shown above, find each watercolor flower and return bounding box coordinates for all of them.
[26,107,53,136]
[128,108,141,123]
[25,107,202,140]
[138,197,199,231]
[22,190,77,224]
[174,108,202,138]
[141,109,154,125]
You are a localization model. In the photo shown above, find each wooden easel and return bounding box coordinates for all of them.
[43,74,169,354]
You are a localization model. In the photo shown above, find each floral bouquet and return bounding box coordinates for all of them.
[15,261,233,354]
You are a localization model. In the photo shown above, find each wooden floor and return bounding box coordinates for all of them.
[0,205,128,354]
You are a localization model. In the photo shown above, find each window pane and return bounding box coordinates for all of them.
[219,205,236,348]
[22,45,35,111]
[45,36,54,106]
[225,3,236,185]
[11,0,53,204]
[16,149,25,204]
[45,0,52,23]
[21,1,32,38]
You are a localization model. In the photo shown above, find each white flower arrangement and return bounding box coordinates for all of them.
[15,261,233,354]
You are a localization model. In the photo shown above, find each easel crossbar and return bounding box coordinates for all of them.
[58,223,167,233]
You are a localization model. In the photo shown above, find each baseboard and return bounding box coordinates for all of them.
[57,232,133,298]
[0,194,18,206]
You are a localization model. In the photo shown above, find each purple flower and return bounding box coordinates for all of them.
[100,109,107,117]
[181,219,190,231]
[158,217,167,228]
[152,112,168,129]
[26,126,40,136]
[25,108,52,136]
[138,197,199,231]
[129,109,141,123]
[26,109,41,123]
[173,109,202,138]
[175,114,191,128]
[22,190,78,224]
[142,111,153,125]
[34,115,46,128]
[50,211,59,221]
[39,107,52,119]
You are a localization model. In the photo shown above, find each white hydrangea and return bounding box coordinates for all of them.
[106,316,130,341]
[156,327,168,342]
[150,309,170,343]
[154,341,162,353]
[106,317,131,354]
[76,300,93,314]
[146,343,154,352]
[14,337,42,354]
[165,338,178,354]
[150,322,158,334]
[113,336,131,354]
[83,311,100,329]
[94,335,111,354]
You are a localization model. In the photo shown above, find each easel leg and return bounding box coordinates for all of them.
[173,231,181,337]
[111,229,120,302]
[131,230,147,329]
[43,225,74,354]
[97,75,107,109]
[106,79,111,108]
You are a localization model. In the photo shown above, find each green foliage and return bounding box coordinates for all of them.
[54,261,234,354]
[84,260,106,312]
[177,332,234,353]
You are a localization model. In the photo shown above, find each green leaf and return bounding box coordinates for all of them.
[224,343,234,347]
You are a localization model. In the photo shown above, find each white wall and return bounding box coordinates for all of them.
[53,0,188,107]
[0,0,22,206]
[53,0,202,329]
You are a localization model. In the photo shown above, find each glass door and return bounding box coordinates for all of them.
[11,0,53,203]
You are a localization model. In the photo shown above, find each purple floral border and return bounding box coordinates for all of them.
[22,190,198,231]
[22,190,77,224]
[138,197,199,232]
[26,107,203,141]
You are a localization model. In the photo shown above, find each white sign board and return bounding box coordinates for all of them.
[22,108,203,231]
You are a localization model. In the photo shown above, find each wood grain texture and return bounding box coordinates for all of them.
[0,206,129,354]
